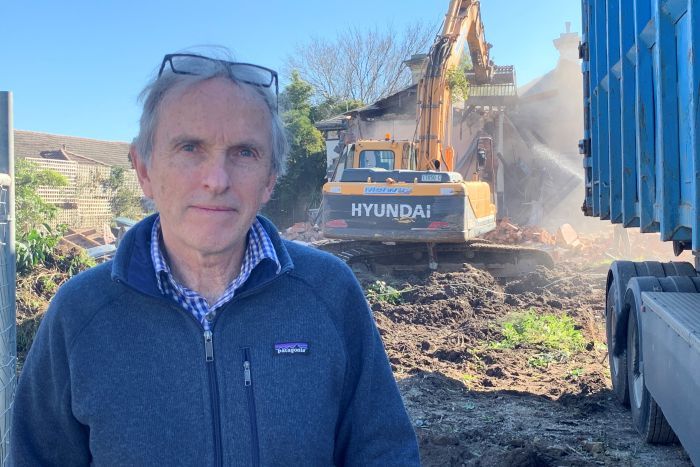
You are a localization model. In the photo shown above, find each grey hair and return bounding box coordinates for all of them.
[134,51,288,176]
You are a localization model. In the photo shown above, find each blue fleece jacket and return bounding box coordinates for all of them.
[9,215,420,466]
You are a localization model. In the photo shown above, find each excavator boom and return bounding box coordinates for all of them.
[416,0,497,172]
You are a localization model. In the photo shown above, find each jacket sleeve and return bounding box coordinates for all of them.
[9,292,91,466]
[332,270,421,466]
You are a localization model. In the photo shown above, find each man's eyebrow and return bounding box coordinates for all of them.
[169,135,205,148]
[230,139,265,149]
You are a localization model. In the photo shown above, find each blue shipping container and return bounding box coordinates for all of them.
[581,0,700,252]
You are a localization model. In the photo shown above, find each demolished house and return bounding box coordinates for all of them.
[316,24,584,230]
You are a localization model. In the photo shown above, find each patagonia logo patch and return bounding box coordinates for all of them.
[274,342,309,356]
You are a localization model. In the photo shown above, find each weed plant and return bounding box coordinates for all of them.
[365,280,403,305]
[491,309,585,368]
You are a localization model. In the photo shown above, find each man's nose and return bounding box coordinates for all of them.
[201,153,230,194]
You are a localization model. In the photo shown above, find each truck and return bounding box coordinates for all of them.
[580,0,699,462]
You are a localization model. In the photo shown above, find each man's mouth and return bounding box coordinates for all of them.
[192,205,235,212]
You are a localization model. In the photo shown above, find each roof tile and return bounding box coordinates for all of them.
[14,130,132,168]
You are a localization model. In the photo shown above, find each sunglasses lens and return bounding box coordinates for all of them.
[229,65,275,88]
[165,55,274,87]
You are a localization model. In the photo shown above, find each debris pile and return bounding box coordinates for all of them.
[60,226,114,249]
[481,219,693,266]
[60,226,116,260]
[280,222,324,243]
[481,218,556,245]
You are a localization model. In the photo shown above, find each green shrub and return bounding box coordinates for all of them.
[16,226,64,276]
[366,280,403,305]
[15,159,67,233]
[492,309,585,367]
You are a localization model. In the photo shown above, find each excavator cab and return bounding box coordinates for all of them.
[328,140,418,182]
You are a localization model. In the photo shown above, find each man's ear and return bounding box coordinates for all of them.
[262,172,277,205]
[130,144,153,199]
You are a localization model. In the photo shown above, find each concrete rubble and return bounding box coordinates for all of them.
[555,223,583,249]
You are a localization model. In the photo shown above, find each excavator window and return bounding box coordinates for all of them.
[359,150,394,170]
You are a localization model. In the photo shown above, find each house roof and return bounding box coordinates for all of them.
[14,130,132,168]
[314,85,418,132]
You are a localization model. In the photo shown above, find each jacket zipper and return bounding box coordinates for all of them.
[116,272,288,467]
[243,348,260,467]
[204,330,223,467]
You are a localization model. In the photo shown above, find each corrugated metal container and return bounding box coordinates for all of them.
[580,0,700,252]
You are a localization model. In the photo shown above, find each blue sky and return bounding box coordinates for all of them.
[1,1,581,143]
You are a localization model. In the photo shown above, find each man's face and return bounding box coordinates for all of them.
[134,77,276,261]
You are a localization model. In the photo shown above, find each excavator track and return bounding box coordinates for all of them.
[313,239,553,278]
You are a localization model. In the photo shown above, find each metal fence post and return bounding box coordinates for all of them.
[0,91,16,466]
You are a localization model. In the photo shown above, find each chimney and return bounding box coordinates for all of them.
[403,54,429,85]
[553,22,580,64]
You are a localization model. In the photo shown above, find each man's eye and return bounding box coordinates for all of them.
[181,143,197,152]
[238,148,255,158]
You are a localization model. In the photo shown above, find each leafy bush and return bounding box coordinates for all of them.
[15,159,68,233]
[16,226,64,276]
[16,225,95,276]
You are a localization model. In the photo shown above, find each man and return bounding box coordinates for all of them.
[10,52,420,466]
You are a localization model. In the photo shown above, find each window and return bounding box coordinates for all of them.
[359,150,394,170]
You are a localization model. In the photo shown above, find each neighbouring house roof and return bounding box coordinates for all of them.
[314,85,418,132]
[14,130,132,168]
[315,114,350,132]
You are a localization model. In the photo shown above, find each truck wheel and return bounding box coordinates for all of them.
[626,305,677,443]
[606,280,629,406]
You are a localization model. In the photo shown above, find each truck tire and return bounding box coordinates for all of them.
[606,280,629,406]
[626,304,677,444]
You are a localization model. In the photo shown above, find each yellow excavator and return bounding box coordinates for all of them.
[318,0,552,276]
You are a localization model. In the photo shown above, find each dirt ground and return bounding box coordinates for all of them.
[361,254,693,466]
[17,228,695,465]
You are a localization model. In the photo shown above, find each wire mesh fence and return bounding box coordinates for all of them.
[0,178,14,465]
[1,92,16,466]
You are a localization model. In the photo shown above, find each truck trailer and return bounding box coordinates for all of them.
[580,0,699,462]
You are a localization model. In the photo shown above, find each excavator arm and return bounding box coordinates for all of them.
[416,0,495,172]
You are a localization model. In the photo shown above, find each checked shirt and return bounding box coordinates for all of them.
[150,216,280,331]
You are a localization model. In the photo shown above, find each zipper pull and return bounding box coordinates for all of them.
[204,330,214,362]
[243,360,251,386]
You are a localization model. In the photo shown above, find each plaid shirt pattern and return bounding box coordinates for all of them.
[151,216,280,331]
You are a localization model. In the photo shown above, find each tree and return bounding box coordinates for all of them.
[263,71,326,227]
[15,159,68,234]
[104,166,143,220]
[286,22,435,104]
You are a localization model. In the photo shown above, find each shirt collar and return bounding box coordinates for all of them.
[150,214,281,295]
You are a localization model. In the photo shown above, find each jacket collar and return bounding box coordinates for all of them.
[111,213,294,298]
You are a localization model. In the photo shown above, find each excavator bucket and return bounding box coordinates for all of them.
[465,65,518,107]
